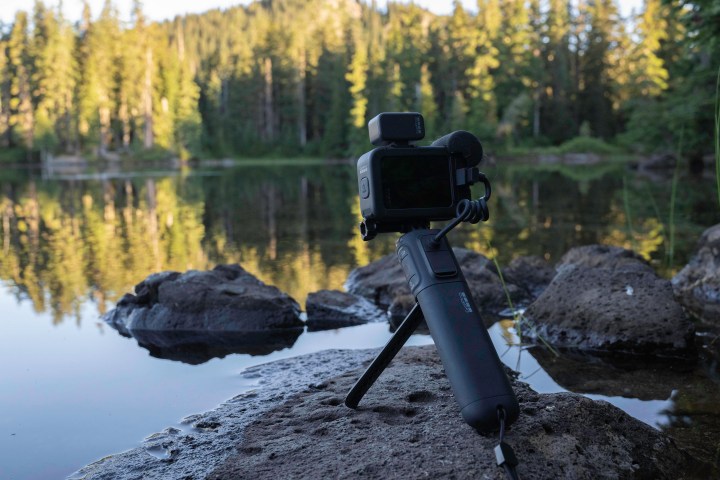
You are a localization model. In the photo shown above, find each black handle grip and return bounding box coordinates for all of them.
[397,230,518,432]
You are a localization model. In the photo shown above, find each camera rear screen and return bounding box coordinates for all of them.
[380,154,453,210]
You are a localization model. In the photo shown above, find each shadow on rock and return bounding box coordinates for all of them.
[130,328,303,365]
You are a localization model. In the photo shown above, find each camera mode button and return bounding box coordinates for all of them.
[360,177,370,199]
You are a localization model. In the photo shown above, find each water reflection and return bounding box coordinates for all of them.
[130,328,304,365]
[491,319,720,470]
[1,159,718,477]
[0,160,716,325]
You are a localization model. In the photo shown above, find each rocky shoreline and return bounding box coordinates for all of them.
[76,223,720,478]
[71,346,716,479]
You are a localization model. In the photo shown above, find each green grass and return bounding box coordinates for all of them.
[503,136,624,156]
[487,240,559,356]
[715,65,720,210]
[555,136,623,155]
[668,127,684,270]
[623,176,638,252]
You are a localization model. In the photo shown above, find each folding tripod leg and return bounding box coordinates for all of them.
[345,303,424,409]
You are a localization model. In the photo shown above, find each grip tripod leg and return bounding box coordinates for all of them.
[344,303,424,409]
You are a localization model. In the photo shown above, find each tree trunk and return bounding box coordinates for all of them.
[263,57,274,141]
[143,47,154,149]
[297,50,307,147]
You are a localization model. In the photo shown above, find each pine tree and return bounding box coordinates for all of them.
[495,0,535,143]
[628,0,669,98]
[0,36,9,147]
[7,11,34,151]
[77,0,122,155]
[578,0,622,139]
[30,2,78,155]
[346,25,369,153]
[541,0,575,143]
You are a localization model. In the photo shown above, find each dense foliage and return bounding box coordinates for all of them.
[0,0,718,160]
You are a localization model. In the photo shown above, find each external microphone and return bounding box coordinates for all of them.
[431,130,484,168]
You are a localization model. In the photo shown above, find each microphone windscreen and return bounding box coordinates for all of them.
[430,130,483,167]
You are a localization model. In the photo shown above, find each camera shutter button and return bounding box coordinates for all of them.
[360,177,370,199]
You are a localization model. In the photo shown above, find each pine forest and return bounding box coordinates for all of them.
[0,0,718,161]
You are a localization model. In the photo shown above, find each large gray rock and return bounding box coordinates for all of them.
[672,223,720,323]
[208,346,711,479]
[345,248,530,320]
[104,264,303,335]
[305,290,387,331]
[522,245,695,358]
[344,253,407,310]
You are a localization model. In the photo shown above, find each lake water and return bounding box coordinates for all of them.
[0,158,718,478]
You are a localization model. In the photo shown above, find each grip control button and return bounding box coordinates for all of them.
[401,256,416,281]
[425,251,457,277]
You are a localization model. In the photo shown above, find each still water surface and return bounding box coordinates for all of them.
[0,159,718,478]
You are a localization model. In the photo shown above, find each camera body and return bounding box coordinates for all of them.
[356,112,483,240]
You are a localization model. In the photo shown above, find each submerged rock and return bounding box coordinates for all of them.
[104,264,302,334]
[522,245,695,358]
[305,290,386,331]
[672,223,720,324]
[102,265,303,363]
[208,346,711,480]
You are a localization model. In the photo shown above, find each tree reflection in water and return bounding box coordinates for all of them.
[0,161,716,324]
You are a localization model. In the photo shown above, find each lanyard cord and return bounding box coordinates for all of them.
[495,406,520,480]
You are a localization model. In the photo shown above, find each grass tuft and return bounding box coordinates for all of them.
[715,65,720,211]
[487,241,559,356]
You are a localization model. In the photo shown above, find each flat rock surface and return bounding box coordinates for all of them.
[69,349,381,480]
[209,346,708,480]
[672,223,720,323]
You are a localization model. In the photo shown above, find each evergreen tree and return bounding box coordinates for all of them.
[578,0,622,139]
[542,0,575,143]
[0,0,715,160]
[31,2,77,154]
[495,0,535,143]
[0,36,9,147]
[346,25,369,153]
[7,11,34,150]
[77,0,122,154]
